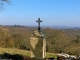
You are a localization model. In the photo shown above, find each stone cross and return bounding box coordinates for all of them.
[30,19,46,59]
[36,18,42,30]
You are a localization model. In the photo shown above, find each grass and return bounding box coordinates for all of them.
[0,47,57,58]
[46,53,57,58]
[0,47,30,57]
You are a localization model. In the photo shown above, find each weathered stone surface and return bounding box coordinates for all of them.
[30,30,46,58]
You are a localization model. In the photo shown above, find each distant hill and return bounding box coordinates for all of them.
[42,26,80,30]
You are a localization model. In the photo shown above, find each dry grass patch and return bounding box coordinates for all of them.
[0,47,30,57]
[0,47,57,58]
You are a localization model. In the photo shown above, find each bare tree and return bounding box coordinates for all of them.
[0,0,10,11]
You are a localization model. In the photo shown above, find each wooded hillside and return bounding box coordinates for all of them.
[0,26,80,55]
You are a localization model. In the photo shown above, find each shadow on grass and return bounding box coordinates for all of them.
[0,53,28,60]
[0,53,56,60]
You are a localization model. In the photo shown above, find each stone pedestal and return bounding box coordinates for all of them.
[30,30,46,59]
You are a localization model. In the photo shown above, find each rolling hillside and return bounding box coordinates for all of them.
[0,25,80,55]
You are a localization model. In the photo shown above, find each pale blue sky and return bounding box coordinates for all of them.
[0,0,80,27]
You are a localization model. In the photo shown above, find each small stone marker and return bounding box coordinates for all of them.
[30,18,46,59]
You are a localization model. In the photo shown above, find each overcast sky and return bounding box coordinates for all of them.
[0,0,80,27]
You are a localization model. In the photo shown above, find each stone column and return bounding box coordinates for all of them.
[30,30,46,59]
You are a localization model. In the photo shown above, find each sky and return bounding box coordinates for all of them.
[0,0,80,27]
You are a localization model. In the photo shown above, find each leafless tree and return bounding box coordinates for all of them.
[0,0,10,11]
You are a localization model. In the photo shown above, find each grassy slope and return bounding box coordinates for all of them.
[0,47,30,57]
[0,48,57,58]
